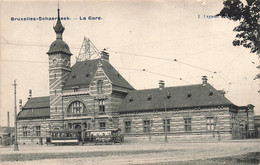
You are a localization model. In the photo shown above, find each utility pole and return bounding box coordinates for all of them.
[13,80,19,151]
[159,80,167,143]
[164,102,168,143]
[7,112,10,127]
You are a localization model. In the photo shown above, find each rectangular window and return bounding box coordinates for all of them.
[97,80,103,93]
[73,88,78,92]
[184,118,191,131]
[206,117,214,130]
[23,126,27,137]
[163,119,170,132]
[143,120,151,133]
[36,126,41,136]
[125,121,131,133]
[99,100,105,113]
[99,122,106,130]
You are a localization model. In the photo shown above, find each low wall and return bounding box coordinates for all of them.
[124,131,232,143]
[18,137,45,145]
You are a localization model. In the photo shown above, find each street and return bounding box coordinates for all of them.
[0,139,260,165]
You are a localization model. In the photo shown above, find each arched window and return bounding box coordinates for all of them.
[67,101,86,114]
[97,80,103,93]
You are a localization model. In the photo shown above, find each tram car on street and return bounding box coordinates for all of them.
[49,128,124,145]
[84,128,124,145]
[50,129,81,145]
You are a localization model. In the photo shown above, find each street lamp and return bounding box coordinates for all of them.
[13,80,19,151]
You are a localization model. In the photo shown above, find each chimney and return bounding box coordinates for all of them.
[7,112,10,127]
[217,90,226,96]
[101,50,109,61]
[19,99,22,111]
[159,80,165,90]
[202,76,207,86]
[29,89,32,98]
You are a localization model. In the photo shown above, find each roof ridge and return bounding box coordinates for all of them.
[129,84,204,92]
[29,96,50,99]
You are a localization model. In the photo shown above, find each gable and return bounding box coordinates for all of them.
[89,65,112,95]
[63,59,134,90]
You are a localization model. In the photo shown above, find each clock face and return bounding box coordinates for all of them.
[53,59,58,66]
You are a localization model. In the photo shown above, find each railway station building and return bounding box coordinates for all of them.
[17,8,256,145]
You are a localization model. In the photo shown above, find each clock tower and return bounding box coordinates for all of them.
[47,7,72,122]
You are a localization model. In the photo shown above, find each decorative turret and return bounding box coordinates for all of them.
[53,7,65,40]
[47,7,72,55]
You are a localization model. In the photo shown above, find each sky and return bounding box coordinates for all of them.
[0,0,259,127]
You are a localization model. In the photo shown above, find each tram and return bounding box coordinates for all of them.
[49,128,124,145]
[85,128,124,144]
[50,129,80,145]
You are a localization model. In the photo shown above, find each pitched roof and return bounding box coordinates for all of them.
[17,96,50,119]
[22,96,50,109]
[17,108,50,119]
[63,59,134,90]
[118,84,234,113]
[0,127,14,134]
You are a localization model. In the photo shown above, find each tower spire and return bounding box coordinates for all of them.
[53,4,64,40]
[58,1,60,19]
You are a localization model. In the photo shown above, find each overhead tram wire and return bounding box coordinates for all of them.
[108,50,173,61]
[218,49,246,73]
[108,50,215,73]
[0,59,48,63]
[115,67,143,72]
[1,40,232,85]
[178,40,231,60]
[108,49,234,85]
[145,70,191,84]
[108,32,232,49]
[115,66,191,84]
[0,42,81,50]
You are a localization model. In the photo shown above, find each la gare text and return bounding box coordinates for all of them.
[80,16,102,20]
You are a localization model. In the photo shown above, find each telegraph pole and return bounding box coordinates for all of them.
[13,80,19,151]
[164,102,168,143]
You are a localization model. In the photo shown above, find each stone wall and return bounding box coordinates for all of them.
[17,118,50,145]
[237,107,255,131]
[119,106,233,141]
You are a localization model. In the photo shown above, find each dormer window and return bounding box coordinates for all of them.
[73,86,79,92]
[187,91,192,98]
[129,96,134,102]
[167,91,171,99]
[72,74,76,79]
[209,89,213,96]
[147,94,152,101]
[97,80,103,93]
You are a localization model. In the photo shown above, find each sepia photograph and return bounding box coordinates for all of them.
[0,0,260,164]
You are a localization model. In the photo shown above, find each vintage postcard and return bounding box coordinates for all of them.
[0,0,259,164]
